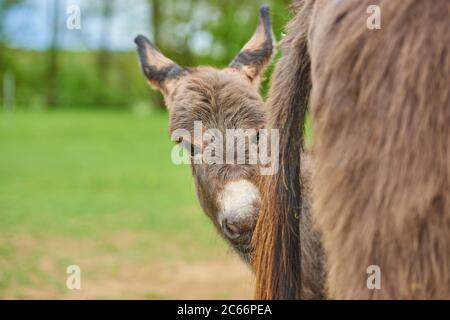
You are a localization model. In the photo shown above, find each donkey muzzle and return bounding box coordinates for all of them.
[217,180,260,242]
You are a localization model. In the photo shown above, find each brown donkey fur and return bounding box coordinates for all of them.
[254,0,450,299]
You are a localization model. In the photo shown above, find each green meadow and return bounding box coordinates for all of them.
[0,110,253,299]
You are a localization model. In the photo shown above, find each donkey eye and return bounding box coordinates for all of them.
[252,131,260,145]
[179,140,202,158]
[190,143,202,157]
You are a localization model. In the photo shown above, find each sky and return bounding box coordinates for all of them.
[3,0,262,57]
[3,0,152,51]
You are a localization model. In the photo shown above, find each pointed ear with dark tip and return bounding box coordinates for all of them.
[229,6,274,84]
[134,35,187,96]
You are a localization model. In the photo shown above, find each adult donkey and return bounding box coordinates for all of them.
[134,7,325,298]
[254,0,450,299]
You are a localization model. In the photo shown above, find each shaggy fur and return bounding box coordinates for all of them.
[252,0,324,299]
[254,0,450,299]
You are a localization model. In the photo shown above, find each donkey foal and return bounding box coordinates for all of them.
[135,7,274,264]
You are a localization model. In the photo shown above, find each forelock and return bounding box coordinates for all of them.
[169,68,265,135]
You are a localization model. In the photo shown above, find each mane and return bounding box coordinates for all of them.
[252,0,315,299]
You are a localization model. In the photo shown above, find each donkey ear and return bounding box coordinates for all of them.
[229,6,274,83]
[134,35,187,95]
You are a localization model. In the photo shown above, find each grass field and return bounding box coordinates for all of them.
[0,109,253,299]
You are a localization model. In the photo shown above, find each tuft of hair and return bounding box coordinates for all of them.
[252,0,314,299]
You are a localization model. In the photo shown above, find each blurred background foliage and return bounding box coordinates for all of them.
[0,0,291,110]
[0,0,292,298]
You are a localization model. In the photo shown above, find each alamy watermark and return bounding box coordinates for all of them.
[66,4,81,30]
[366,265,381,290]
[366,5,381,30]
[170,121,279,176]
[66,265,81,290]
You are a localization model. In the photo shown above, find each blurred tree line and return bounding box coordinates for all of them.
[0,0,291,110]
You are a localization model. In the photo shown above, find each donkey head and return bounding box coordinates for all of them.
[135,6,274,262]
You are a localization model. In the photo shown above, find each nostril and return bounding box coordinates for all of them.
[221,218,241,240]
